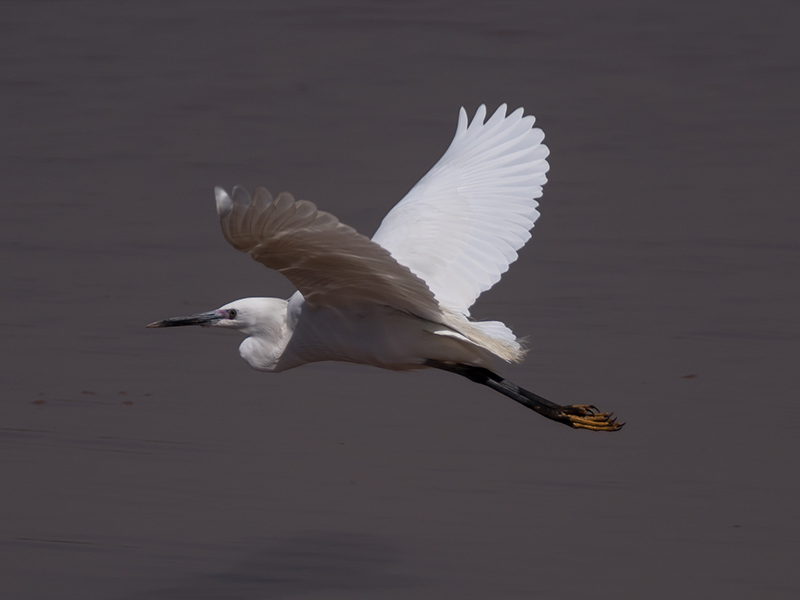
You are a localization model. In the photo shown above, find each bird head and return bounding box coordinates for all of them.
[146,297,288,337]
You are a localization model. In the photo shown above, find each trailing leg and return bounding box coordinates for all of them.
[424,360,623,431]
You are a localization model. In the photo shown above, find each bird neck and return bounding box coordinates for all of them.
[236,298,291,371]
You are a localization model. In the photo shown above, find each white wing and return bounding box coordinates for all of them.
[215,186,443,322]
[371,104,549,315]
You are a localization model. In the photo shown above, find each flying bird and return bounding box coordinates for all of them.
[148,104,622,431]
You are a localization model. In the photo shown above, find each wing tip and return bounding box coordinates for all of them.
[457,106,468,133]
[215,186,233,217]
[473,104,487,126]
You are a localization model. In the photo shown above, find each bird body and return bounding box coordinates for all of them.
[219,293,500,373]
[149,104,622,430]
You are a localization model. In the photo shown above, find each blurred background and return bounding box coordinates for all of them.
[1,1,799,598]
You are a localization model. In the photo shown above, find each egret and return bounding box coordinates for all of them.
[148,104,622,431]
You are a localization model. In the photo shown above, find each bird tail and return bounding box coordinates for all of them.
[440,311,526,363]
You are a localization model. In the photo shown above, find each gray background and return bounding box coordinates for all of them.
[2,1,799,598]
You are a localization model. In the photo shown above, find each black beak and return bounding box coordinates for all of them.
[146,310,221,328]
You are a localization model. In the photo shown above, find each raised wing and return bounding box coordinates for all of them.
[371,104,549,315]
[215,186,443,322]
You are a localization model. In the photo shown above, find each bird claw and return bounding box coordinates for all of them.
[560,404,624,431]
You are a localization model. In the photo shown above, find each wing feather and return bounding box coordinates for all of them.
[215,185,443,322]
[371,104,549,315]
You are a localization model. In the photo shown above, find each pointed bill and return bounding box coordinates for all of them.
[146,310,222,328]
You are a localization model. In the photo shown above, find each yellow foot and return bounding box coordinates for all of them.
[561,405,624,431]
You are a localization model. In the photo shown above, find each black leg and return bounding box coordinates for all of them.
[424,360,623,431]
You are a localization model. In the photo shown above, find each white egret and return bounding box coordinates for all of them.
[148,104,621,431]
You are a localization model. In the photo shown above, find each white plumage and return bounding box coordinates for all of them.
[148,104,622,431]
[373,104,548,316]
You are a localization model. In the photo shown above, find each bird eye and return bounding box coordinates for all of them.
[228,309,237,319]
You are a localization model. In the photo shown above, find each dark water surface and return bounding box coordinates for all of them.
[2,1,799,598]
